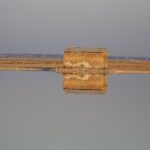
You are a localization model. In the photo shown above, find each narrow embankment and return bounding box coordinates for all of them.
[1,57,150,74]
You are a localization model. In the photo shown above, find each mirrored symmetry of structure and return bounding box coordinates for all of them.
[63,74,107,94]
[0,47,150,94]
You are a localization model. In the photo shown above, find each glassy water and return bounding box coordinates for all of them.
[0,69,150,150]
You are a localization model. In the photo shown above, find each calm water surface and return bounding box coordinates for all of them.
[0,70,150,150]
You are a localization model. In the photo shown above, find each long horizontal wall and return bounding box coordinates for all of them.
[1,57,150,74]
[109,60,150,74]
[0,58,63,71]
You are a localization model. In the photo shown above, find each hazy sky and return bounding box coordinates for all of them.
[0,0,150,56]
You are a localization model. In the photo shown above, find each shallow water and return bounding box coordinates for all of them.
[0,70,150,150]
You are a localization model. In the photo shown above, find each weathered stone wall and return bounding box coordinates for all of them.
[64,47,108,69]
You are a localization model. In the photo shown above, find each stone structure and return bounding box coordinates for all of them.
[64,47,108,69]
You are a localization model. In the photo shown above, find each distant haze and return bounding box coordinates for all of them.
[0,0,150,57]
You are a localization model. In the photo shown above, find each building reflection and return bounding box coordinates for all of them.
[63,74,107,94]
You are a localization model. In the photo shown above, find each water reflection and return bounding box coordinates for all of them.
[1,53,150,95]
[63,74,107,94]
